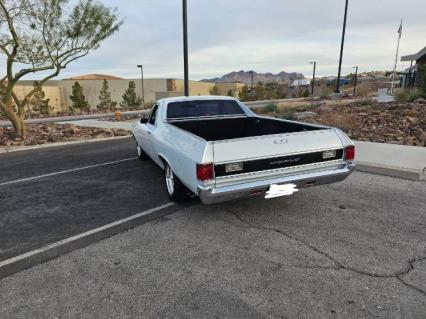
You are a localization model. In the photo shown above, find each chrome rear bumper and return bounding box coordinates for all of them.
[198,163,356,204]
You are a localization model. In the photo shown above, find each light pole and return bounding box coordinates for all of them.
[353,66,358,97]
[137,65,145,106]
[335,0,349,94]
[310,62,317,96]
[182,0,189,96]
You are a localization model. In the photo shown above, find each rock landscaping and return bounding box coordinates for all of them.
[256,100,426,147]
[0,123,130,147]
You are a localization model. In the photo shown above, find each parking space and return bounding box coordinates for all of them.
[0,138,178,264]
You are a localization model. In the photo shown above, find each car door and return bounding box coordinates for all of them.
[142,104,159,158]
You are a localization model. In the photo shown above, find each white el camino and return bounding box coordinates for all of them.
[132,96,355,204]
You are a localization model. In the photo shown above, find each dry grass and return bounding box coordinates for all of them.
[316,112,356,131]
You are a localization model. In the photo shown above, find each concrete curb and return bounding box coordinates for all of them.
[0,136,131,154]
[356,161,425,181]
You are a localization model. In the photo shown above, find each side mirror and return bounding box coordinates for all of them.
[140,118,148,124]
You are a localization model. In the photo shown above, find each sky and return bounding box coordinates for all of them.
[2,0,426,80]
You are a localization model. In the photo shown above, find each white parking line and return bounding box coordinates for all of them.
[0,157,138,187]
[0,202,175,268]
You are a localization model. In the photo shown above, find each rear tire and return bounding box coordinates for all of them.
[164,163,188,202]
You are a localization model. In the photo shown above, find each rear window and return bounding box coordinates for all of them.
[167,100,245,119]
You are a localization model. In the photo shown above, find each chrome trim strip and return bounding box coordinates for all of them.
[214,148,345,165]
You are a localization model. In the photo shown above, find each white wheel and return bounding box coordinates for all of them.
[164,163,188,202]
[165,165,175,195]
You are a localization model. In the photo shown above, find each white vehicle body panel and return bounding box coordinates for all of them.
[132,96,355,204]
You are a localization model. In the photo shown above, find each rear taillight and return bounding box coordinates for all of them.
[345,145,355,161]
[196,163,214,181]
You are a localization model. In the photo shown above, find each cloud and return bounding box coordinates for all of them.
[2,0,425,80]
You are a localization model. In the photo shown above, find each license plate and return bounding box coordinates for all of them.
[265,183,298,199]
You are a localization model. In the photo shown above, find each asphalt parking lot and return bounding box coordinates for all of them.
[0,138,425,318]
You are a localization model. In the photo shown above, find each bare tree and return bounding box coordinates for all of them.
[0,0,122,137]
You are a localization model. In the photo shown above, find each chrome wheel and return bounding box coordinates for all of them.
[137,146,142,157]
[165,165,175,195]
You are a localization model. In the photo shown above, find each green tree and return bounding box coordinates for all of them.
[97,79,116,111]
[29,84,51,115]
[239,85,249,101]
[265,82,278,100]
[255,82,265,101]
[302,87,310,97]
[0,0,122,138]
[70,82,89,113]
[122,81,142,110]
[209,85,219,95]
[227,89,233,97]
[276,84,288,99]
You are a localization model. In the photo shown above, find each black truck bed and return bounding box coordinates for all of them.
[170,116,323,141]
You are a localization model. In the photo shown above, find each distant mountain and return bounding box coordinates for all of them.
[201,70,305,84]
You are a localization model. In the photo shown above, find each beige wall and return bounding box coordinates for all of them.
[14,78,230,113]
[62,79,168,110]
[14,84,63,112]
[172,79,214,96]
[214,82,245,97]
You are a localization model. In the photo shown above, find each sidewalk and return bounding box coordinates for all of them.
[58,119,134,130]
[354,141,426,181]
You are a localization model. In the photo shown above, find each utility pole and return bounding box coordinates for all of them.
[137,65,145,106]
[182,0,189,96]
[353,66,358,96]
[335,0,349,94]
[391,20,403,95]
[310,62,317,96]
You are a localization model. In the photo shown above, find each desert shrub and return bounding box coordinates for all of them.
[352,98,374,107]
[264,102,278,113]
[357,86,370,98]
[319,87,332,99]
[394,88,422,102]
[280,104,316,120]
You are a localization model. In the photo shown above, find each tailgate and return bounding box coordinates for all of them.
[213,129,343,167]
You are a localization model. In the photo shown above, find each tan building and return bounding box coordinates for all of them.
[14,74,245,113]
[214,82,245,97]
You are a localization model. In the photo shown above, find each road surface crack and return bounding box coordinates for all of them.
[231,212,426,297]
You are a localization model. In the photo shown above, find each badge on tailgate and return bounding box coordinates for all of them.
[225,162,244,173]
[322,149,337,159]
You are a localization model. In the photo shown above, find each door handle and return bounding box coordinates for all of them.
[147,131,152,135]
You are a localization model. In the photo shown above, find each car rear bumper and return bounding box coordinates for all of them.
[197,163,356,204]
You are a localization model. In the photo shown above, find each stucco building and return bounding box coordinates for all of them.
[401,45,426,88]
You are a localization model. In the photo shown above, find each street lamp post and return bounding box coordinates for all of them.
[137,65,145,107]
[353,66,358,97]
[310,62,317,96]
[335,0,349,94]
[182,0,189,96]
